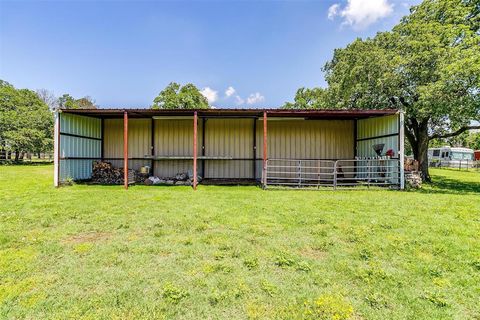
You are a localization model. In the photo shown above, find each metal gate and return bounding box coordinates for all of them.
[264,158,401,189]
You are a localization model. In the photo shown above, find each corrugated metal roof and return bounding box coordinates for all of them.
[60,108,399,119]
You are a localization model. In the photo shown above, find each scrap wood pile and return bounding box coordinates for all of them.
[91,161,126,184]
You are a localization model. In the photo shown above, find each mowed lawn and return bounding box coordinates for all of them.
[0,165,479,319]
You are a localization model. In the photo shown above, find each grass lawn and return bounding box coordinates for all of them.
[0,165,479,319]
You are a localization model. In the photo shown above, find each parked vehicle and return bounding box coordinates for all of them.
[428,147,475,168]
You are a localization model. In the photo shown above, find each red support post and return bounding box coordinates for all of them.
[123,111,128,190]
[193,111,198,190]
[263,111,268,185]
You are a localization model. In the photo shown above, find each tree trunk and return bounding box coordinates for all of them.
[405,119,431,182]
[14,150,19,161]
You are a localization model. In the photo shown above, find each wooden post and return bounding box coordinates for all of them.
[262,111,268,186]
[123,111,128,190]
[193,111,198,190]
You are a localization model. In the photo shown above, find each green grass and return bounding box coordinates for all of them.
[0,165,479,319]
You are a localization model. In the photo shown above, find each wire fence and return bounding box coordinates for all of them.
[429,160,480,171]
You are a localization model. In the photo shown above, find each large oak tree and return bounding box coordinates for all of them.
[287,0,480,181]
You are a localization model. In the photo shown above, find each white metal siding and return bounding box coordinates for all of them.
[58,113,101,182]
[356,114,400,158]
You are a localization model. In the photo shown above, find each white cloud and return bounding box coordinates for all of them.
[200,87,218,104]
[328,0,394,30]
[225,86,236,97]
[235,95,244,105]
[328,4,340,20]
[246,92,265,105]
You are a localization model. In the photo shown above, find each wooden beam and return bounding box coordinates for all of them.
[262,111,268,186]
[193,111,198,190]
[123,111,128,190]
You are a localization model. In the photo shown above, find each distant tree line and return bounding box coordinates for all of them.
[0,80,97,160]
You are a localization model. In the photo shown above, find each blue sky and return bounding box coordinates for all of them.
[0,0,419,108]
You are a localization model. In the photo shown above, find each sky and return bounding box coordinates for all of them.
[0,0,419,108]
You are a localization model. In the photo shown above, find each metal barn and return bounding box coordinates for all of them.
[54,108,405,189]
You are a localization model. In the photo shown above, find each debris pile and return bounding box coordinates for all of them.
[405,172,422,189]
[144,171,202,186]
[91,161,125,184]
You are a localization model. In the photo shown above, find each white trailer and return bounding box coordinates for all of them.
[428,146,475,169]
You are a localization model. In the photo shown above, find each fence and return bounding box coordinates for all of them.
[0,151,54,162]
[429,160,480,171]
[264,158,401,189]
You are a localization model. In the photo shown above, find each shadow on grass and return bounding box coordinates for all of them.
[0,160,53,166]
[419,174,480,195]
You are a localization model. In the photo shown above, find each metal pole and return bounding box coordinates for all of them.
[253,118,257,180]
[193,111,198,190]
[333,160,337,190]
[123,111,128,190]
[151,117,155,175]
[54,111,60,187]
[262,111,268,187]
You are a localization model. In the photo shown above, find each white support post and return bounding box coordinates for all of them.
[399,111,405,189]
[53,111,60,187]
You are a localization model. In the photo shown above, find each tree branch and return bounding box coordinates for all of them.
[429,125,480,140]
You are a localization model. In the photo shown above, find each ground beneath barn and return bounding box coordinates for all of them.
[0,165,479,319]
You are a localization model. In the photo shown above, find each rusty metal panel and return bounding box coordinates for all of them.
[257,119,354,160]
[357,114,399,139]
[204,119,253,179]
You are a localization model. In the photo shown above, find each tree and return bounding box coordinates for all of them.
[318,0,479,181]
[36,89,58,111]
[283,87,331,109]
[0,81,53,160]
[151,82,209,109]
[58,94,97,109]
[466,131,480,150]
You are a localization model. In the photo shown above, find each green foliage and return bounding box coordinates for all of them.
[283,87,331,109]
[0,81,53,155]
[151,82,209,109]
[58,94,96,109]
